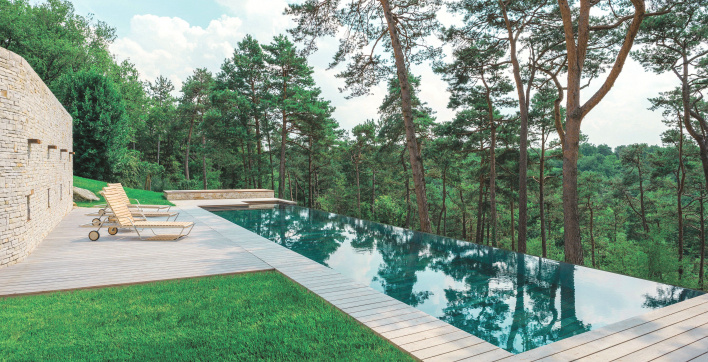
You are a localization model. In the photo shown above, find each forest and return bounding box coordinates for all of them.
[2,0,708,291]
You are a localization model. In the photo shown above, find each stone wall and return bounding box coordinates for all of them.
[164,189,275,201]
[0,47,73,267]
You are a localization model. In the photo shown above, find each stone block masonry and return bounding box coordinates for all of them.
[163,189,275,201]
[0,46,73,268]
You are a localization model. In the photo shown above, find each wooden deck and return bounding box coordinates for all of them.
[502,292,708,361]
[1,199,707,361]
[0,207,273,296]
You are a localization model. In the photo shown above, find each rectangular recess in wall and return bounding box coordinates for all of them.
[60,184,63,200]
[48,145,57,149]
[47,188,50,208]
[27,195,31,221]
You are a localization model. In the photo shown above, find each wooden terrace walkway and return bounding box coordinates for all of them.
[1,198,707,361]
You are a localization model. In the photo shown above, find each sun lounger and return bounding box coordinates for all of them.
[84,187,194,241]
[106,183,172,212]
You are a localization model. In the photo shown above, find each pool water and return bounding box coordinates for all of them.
[213,205,704,354]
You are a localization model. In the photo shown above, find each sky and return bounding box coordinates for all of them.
[64,0,678,148]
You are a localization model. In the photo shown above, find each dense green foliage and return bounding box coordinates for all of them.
[0,272,411,361]
[57,70,130,181]
[72,176,173,208]
[3,0,708,291]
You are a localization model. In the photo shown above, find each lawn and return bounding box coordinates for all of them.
[0,271,411,361]
[73,175,174,208]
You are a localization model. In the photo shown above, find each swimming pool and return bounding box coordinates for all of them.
[213,205,704,354]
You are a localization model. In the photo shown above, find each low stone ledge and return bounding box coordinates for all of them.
[164,189,275,201]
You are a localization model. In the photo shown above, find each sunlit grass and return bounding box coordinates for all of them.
[0,271,412,361]
[73,175,174,208]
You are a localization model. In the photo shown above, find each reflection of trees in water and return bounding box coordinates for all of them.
[439,247,511,347]
[221,206,348,266]
[216,206,703,354]
[374,229,434,306]
[643,285,702,309]
[429,241,591,353]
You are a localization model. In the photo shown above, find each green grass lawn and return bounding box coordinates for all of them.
[0,271,411,361]
[73,175,174,208]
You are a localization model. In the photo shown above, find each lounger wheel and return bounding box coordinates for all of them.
[108,227,118,235]
[92,218,101,226]
[98,209,106,216]
[88,230,100,241]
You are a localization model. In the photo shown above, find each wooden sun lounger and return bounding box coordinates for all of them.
[84,187,194,241]
[106,183,172,212]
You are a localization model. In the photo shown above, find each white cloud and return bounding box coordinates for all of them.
[215,0,292,40]
[581,59,678,148]
[110,14,246,90]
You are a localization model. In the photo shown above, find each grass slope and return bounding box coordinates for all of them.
[0,272,411,361]
[73,176,174,207]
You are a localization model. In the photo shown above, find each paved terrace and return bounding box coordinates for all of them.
[1,199,707,361]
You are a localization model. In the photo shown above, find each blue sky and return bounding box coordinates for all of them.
[62,0,677,148]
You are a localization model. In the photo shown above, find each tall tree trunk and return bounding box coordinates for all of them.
[590,204,595,268]
[355,161,361,217]
[540,131,548,258]
[638,163,649,233]
[510,198,515,251]
[371,169,376,218]
[402,154,411,228]
[677,117,686,278]
[459,188,467,240]
[499,1,530,254]
[486,207,491,246]
[380,0,431,232]
[563,118,583,264]
[266,129,275,191]
[241,143,249,188]
[489,124,498,247]
[308,140,313,208]
[202,135,207,190]
[185,118,195,180]
[700,194,706,288]
[252,83,263,189]
[438,169,447,235]
[476,177,485,244]
[288,171,293,201]
[279,110,287,198]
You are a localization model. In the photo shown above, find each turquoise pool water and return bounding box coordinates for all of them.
[213,205,704,354]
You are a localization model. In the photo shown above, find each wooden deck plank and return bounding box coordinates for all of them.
[540,305,708,361]
[374,315,445,334]
[650,337,708,362]
[509,295,708,361]
[464,348,518,361]
[364,310,432,328]
[573,317,708,361]
[411,336,486,360]
[382,320,452,339]
[613,324,708,361]
[423,342,500,362]
[389,325,463,345]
